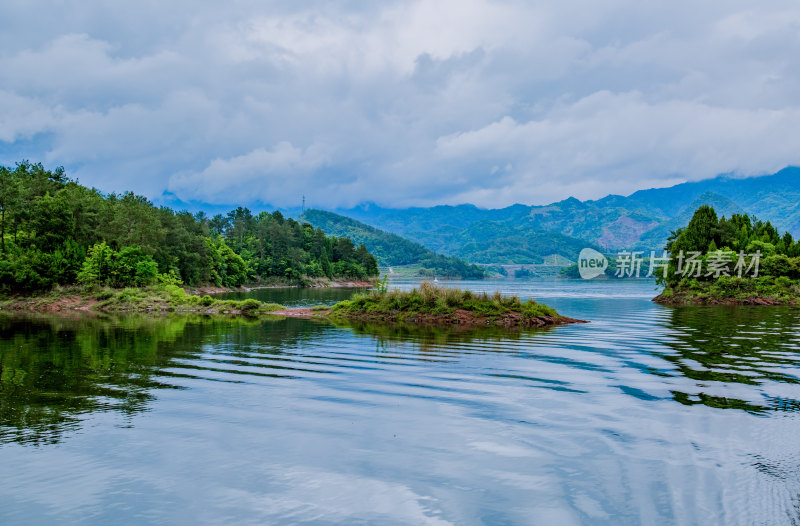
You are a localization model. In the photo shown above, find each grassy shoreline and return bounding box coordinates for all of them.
[0,284,287,315]
[0,276,374,316]
[0,282,585,329]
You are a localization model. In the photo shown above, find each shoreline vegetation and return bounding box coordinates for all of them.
[0,279,372,315]
[0,282,583,329]
[653,205,800,306]
[185,277,373,295]
[0,284,287,315]
[319,282,583,328]
[653,278,799,306]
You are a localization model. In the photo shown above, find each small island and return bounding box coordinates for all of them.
[654,205,800,305]
[306,282,584,328]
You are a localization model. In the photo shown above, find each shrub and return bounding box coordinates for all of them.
[419,282,438,306]
[163,284,186,300]
[376,274,389,294]
[715,275,747,295]
[745,240,776,258]
[78,243,159,287]
[94,289,114,300]
[117,288,142,302]
[157,270,184,286]
[186,294,201,305]
[762,254,792,277]
[238,298,261,312]
[200,295,215,306]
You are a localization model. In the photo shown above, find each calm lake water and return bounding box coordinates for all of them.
[1,279,799,525]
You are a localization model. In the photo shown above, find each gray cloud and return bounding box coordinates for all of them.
[1,0,799,208]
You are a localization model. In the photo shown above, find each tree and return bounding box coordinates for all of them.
[681,205,719,252]
[0,166,19,253]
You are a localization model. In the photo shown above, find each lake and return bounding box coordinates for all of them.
[1,279,799,525]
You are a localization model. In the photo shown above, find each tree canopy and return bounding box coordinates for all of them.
[0,161,378,291]
[662,205,800,286]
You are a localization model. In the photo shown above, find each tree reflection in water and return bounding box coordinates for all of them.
[0,313,324,445]
[657,306,800,413]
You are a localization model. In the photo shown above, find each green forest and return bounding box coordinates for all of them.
[663,205,800,284]
[657,205,800,302]
[0,161,378,292]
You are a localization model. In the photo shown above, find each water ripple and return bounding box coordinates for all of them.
[1,282,800,524]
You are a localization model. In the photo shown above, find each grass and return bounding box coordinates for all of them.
[329,282,558,321]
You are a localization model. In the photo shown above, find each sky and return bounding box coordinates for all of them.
[1,0,800,210]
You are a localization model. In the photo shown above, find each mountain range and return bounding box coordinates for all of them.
[315,167,800,264]
[298,209,487,278]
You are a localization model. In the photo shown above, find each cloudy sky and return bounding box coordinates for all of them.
[1,1,800,209]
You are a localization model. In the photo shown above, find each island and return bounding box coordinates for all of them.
[653,205,800,305]
[281,282,584,329]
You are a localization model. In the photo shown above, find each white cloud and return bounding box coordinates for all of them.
[168,142,331,205]
[0,90,58,142]
[1,0,799,208]
[435,91,800,204]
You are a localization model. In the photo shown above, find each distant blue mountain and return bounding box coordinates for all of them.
[330,167,800,263]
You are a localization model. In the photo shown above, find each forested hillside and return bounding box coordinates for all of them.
[299,209,486,279]
[0,162,378,291]
[334,167,800,263]
[445,221,601,264]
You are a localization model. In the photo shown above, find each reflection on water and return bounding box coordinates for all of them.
[1,280,799,525]
[0,314,187,445]
[0,314,326,445]
[661,307,800,413]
